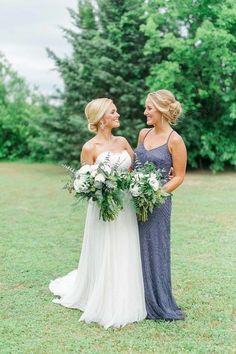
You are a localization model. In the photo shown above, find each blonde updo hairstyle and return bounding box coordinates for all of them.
[85,98,113,133]
[148,89,182,124]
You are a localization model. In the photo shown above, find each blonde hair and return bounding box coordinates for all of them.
[147,89,182,124]
[84,98,113,133]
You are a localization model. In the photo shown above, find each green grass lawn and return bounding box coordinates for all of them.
[0,162,235,354]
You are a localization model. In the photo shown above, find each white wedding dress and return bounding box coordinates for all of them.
[49,150,146,329]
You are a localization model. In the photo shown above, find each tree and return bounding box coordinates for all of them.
[142,0,236,170]
[0,53,51,160]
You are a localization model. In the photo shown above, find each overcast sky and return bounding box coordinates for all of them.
[0,0,77,94]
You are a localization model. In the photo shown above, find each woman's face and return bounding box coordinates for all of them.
[102,103,120,129]
[144,99,162,126]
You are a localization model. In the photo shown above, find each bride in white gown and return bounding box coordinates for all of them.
[49,98,146,329]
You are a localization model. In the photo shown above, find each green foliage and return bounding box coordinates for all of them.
[39,107,91,165]
[0,53,52,161]
[142,0,236,171]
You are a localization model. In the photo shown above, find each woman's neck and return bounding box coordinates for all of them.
[153,119,171,134]
[96,128,113,142]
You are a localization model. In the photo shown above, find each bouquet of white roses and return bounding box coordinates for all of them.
[63,157,128,222]
[129,162,170,222]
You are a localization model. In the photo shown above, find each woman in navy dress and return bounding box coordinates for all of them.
[135,89,187,320]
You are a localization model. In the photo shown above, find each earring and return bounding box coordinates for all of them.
[99,122,105,130]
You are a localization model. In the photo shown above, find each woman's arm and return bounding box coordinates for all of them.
[163,134,187,193]
[125,138,134,159]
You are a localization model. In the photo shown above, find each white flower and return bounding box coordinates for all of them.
[130,185,141,197]
[90,165,98,177]
[150,173,156,180]
[74,179,86,192]
[78,164,91,175]
[148,177,160,191]
[75,170,81,178]
[94,181,103,189]
[91,170,97,178]
[134,172,144,181]
[100,164,112,175]
[79,174,88,182]
[90,165,98,172]
[95,173,106,183]
[105,180,116,189]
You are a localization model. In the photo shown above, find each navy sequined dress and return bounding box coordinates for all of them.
[134,129,185,320]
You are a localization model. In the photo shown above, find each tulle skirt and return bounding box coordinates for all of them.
[49,197,146,329]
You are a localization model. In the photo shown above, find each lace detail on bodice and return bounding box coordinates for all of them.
[95,150,131,171]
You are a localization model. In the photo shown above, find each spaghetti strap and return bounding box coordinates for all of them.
[143,128,153,142]
[166,130,174,144]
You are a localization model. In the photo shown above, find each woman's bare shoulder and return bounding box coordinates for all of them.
[82,139,95,151]
[170,131,185,146]
[138,128,150,143]
[168,131,187,157]
[81,139,97,164]
[115,135,129,144]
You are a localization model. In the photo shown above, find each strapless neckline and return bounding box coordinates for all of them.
[95,150,131,162]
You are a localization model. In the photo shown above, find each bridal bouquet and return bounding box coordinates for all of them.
[63,158,128,222]
[129,162,170,222]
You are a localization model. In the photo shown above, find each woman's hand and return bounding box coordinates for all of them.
[168,167,175,180]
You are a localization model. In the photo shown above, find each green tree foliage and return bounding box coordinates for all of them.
[96,0,150,141]
[142,0,236,171]
[0,53,51,160]
[2,0,236,171]
[45,0,149,165]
